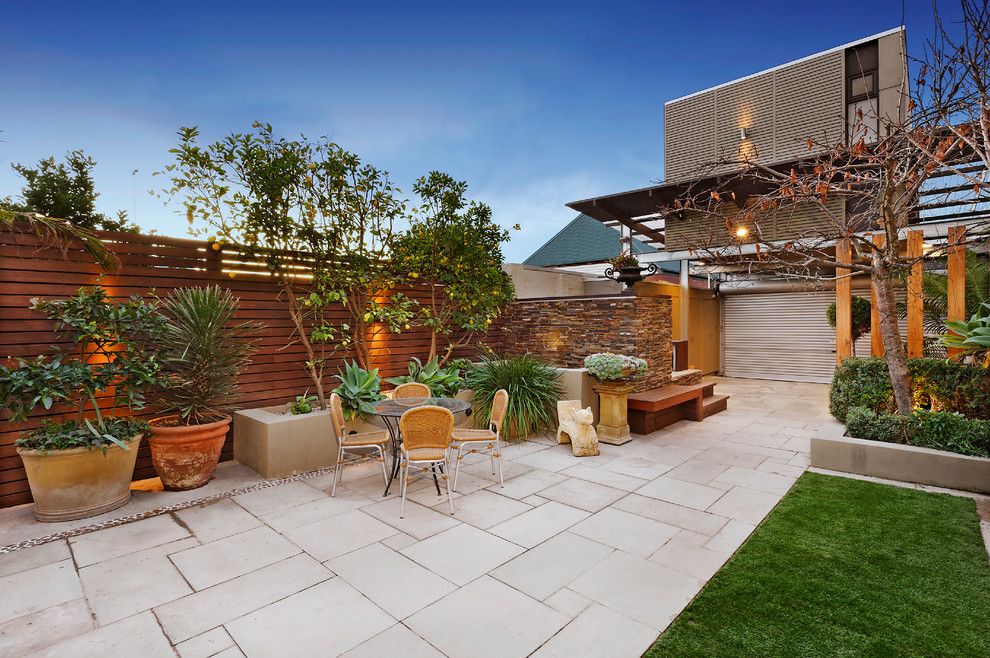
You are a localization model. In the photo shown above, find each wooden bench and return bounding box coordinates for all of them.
[627,382,727,435]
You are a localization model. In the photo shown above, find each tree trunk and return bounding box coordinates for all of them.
[871,261,913,415]
[428,331,437,363]
[285,284,327,410]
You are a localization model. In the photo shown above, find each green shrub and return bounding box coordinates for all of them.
[845,406,915,444]
[385,356,463,397]
[290,391,318,415]
[333,360,384,420]
[845,406,990,458]
[829,356,990,422]
[911,410,990,458]
[465,352,563,440]
[829,358,894,421]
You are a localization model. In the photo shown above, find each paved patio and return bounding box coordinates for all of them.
[0,377,841,658]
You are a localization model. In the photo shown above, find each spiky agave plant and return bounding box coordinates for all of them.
[156,286,262,425]
[465,352,563,440]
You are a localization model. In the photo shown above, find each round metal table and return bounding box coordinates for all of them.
[370,397,471,496]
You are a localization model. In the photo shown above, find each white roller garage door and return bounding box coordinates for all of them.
[723,291,837,383]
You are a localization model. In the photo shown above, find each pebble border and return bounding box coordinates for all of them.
[0,461,362,555]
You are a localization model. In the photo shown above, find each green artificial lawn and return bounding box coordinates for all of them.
[645,472,990,658]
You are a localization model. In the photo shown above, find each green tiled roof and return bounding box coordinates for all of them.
[524,213,673,270]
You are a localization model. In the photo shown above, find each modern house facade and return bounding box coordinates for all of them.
[565,28,921,383]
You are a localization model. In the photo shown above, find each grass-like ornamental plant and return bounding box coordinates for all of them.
[465,352,563,440]
[386,356,463,397]
[584,352,648,381]
[154,286,261,425]
[333,360,385,420]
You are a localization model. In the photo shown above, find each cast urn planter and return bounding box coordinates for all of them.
[17,435,143,522]
[148,415,230,490]
[592,379,635,445]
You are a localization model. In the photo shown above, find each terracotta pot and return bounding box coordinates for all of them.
[17,435,142,522]
[148,415,230,490]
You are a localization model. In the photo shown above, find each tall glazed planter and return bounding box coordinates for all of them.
[148,286,261,491]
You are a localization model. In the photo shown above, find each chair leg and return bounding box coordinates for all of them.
[444,457,455,515]
[452,444,463,492]
[495,438,504,487]
[331,446,344,497]
[377,446,388,485]
[399,458,408,519]
[490,443,495,475]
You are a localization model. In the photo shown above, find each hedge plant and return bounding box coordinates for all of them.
[845,405,990,458]
[829,356,990,422]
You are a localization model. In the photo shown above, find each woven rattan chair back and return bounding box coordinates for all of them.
[393,382,431,399]
[399,405,454,452]
[329,392,347,437]
[489,389,509,432]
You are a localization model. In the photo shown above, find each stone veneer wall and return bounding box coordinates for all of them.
[500,295,673,392]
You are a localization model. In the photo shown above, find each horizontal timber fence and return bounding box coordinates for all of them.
[0,227,500,508]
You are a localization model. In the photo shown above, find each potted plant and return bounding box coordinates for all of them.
[465,353,563,440]
[386,356,464,397]
[333,360,385,431]
[584,352,649,445]
[607,252,648,288]
[147,286,260,490]
[0,286,164,521]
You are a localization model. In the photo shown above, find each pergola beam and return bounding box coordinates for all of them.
[592,199,666,245]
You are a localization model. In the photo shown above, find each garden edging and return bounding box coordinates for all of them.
[810,435,990,494]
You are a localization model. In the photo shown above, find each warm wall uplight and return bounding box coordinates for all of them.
[735,226,749,239]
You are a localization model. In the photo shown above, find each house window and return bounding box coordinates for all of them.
[845,41,880,143]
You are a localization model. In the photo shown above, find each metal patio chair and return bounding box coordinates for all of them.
[451,388,508,490]
[398,405,455,518]
[329,392,390,497]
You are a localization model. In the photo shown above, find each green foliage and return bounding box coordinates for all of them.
[158,123,415,398]
[826,296,872,346]
[0,285,164,451]
[583,352,648,381]
[608,252,640,268]
[921,251,990,333]
[465,353,563,440]
[0,209,118,271]
[845,406,916,444]
[3,150,136,232]
[845,406,990,458]
[392,171,514,363]
[828,357,893,420]
[829,356,990,421]
[648,473,990,657]
[333,360,384,420]
[911,410,990,458]
[943,302,990,366]
[153,286,261,425]
[290,390,318,415]
[16,418,149,453]
[385,356,463,397]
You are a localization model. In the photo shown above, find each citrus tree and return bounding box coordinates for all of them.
[394,171,514,363]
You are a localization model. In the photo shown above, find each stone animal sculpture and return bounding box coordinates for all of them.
[556,400,600,457]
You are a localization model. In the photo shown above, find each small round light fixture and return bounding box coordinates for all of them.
[735,226,749,239]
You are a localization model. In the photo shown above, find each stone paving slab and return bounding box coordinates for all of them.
[1,377,837,656]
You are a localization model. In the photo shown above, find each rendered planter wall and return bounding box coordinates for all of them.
[233,406,339,479]
[811,435,990,494]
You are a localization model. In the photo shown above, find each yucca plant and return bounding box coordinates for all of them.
[465,352,563,440]
[333,360,385,419]
[386,356,463,397]
[154,286,261,425]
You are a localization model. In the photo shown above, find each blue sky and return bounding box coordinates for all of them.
[0,1,944,261]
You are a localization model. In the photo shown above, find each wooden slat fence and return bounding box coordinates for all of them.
[0,227,499,508]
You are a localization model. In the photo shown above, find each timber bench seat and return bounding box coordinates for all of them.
[627,381,728,435]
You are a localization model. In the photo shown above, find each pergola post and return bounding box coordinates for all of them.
[907,230,925,359]
[947,226,967,359]
[870,233,885,356]
[835,238,853,364]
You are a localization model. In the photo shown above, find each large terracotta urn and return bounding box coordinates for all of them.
[17,435,142,522]
[148,416,230,490]
[592,380,634,445]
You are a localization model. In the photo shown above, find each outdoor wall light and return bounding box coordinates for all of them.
[735,226,749,239]
[739,127,749,140]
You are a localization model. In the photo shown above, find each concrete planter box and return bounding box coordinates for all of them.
[811,435,990,494]
[233,405,339,479]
